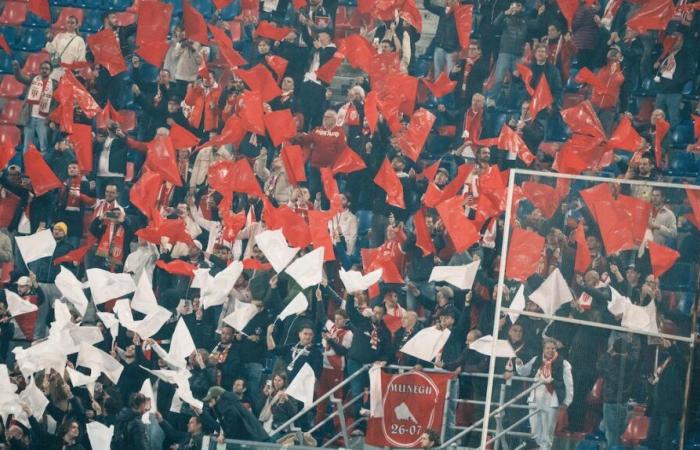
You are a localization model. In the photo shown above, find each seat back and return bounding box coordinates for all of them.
[0,99,24,124]
[621,415,650,445]
[21,51,49,76]
[0,2,28,26]
[0,124,20,147]
[52,7,84,30]
[0,75,26,98]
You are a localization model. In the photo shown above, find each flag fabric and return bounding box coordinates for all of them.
[68,123,93,173]
[29,0,51,21]
[155,260,197,277]
[16,229,56,264]
[414,208,436,256]
[627,0,675,32]
[505,227,545,281]
[528,268,573,315]
[145,135,182,186]
[208,24,247,67]
[332,147,367,174]
[24,146,62,196]
[396,108,436,162]
[254,229,299,273]
[573,222,591,273]
[529,76,554,118]
[285,247,324,289]
[436,195,480,253]
[130,170,163,218]
[608,115,644,151]
[654,118,670,167]
[87,30,128,76]
[169,123,200,149]
[264,109,297,147]
[647,241,679,278]
[561,101,606,140]
[183,0,209,44]
[373,158,405,208]
[428,260,481,290]
[278,292,309,320]
[454,4,473,48]
[338,268,383,294]
[422,72,456,98]
[522,181,560,219]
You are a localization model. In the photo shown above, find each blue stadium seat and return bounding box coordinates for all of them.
[80,9,103,33]
[666,151,698,177]
[163,0,184,16]
[99,0,131,11]
[412,57,431,78]
[357,210,373,236]
[23,12,50,28]
[566,71,582,93]
[217,1,240,20]
[669,123,695,149]
[575,441,602,450]
[0,54,14,74]
[0,27,17,49]
[50,0,77,6]
[14,27,47,52]
[190,0,213,20]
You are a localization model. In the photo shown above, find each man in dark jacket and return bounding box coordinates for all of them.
[597,339,635,447]
[654,32,692,128]
[203,387,269,442]
[111,393,150,450]
[93,122,128,199]
[487,1,530,105]
[236,298,273,412]
[425,0,463,75]
[28,221,75,283]
[154,412,204,450]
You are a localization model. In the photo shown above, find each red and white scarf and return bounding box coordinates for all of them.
[27,76,53,116]
[540,351,559,393]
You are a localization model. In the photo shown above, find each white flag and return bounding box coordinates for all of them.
[278,292,308,321]
[77,343,123,384]
[223,300,258,332]
[55,267,89,316]
[621,300,659,333]
[131,273,159,315]
[528,269,573,315]
[607,287,628,317]
[16,229,56,264]
[5,289,38,317]
[286,363,316,409]
[339,268,383,294]
[96,312,119,339]
[86,421,114,450]
[255,229,299,272]
[18,378,49,418]
[368,365,383,418]
[66,366,98,397]
[508,284,526,324]
[469,335,516,358]
[201,261,244,309]
[285,247,324,289]
[428,260,481,290]
[127,306,172,339]
[400,326,451,362]
[86,269,136,305]
[165,318,196,368]
[140,379,156,424]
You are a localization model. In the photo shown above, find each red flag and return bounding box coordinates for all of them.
[208,159,264,197]
[136,1,172,46]
[505,227,545,281]
[437,163,473,204]
[553,134,607,174]
[396,108,436,162]
[199,115,246,150]
[422,183,444,208]
[255,21,293,41]
[373,158,405,208]
[516,63,534,96]
[608,115,643,151]
[361,248,404,284]
[263,199,312,248]
[130,170,163,218]
[208,24,247,67]
[316,53,344,85]
[561,101,606,140]
[14,305,38,340]
[213,0,233,9]
[24,146,62,196]
[95,101,124,130]
[414,208,435,256]
[529,76,553,119]
[365,91,379,135]
[53,236,97,265]
[422,72,456,98]
[145,135,182,187]
[87,30,127,76]
[556,0,578,29]
[238,90,265,135]
[242,258,272,271]
[498,124,535,165]
[401,0,423,32]
[654,117,670,167]
[137,41,171,68]
[590,202,636,255]
[183,0,209,44]
[320,168,341,211]
[169,123,200,149]
[330,147,365,175]
[265,55,288,81]
[580,182,615,223]
[137,215,195,247]
[575,67,607,91]
[264,109,297,147]
[0,35,11,55]
[573,222,591,273]
[280,144,307,185]
[420,159,441,182]
[67,123,93,174]
[615,194,651,245]
[647,241,679,278]
[522,181,560,219]
[221,210,246,241]
[686,188,700,230]
[436,195,479,253]
[156,259,196,277]
[235,65,282,103]
[343,34,376,73]
[628,0,675,32]
[692,114,700,140]
[454,4,473,48]
[309,209,335,261]
[62,71,101,118]
[28,0,51,21]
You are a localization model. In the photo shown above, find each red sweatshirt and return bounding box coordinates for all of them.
[296,126,347,168]
[590,62,624,110]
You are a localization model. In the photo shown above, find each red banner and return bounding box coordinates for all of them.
[366,370,454,448]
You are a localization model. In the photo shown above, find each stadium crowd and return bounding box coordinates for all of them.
[0,0,699,449]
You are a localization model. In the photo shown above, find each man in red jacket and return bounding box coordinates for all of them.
[291,109,348,201]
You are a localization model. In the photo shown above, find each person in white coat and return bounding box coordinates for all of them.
[513,338,573,450]
[45,15,86,80]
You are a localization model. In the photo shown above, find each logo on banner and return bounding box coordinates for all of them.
[381,371,442,447]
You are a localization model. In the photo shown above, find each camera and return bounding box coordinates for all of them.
[104,209,120,219]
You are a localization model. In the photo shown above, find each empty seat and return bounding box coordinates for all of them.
[0,53,13,74]
[669,123,694,149]
[0,99,24,125]
[0,75,26,97]
[49,0,77,7]
[0,124,21,148]
[21,51,49,76]
[660,261,695,291]
[80,9,103,32]
[665,151,698,177]
[189,0,213,19]
[0,26,17,48]
[100,0,132,11]
[218,1,239,20]
[52,6,84,30]
[0,2,29,26]
[620,415,650,446]
[14,27,47,52]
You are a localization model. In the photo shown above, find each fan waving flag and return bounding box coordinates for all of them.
[647,241,679,278]
[505,227,545,281]
[436,196,480,253]
[87,30,128,76]
[573,222,591,273]
[373,158,405,208]
[422,72,456,98]
[529,76,553,119]
[654,118,670,167]
[24,146,62,196]
[627,0,675,32]
[396,108,436,162]
[145,135,182,186]
[608,115,643,151]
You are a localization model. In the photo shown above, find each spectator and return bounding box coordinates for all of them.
[13,60,56,153]
[487,1,529,106]
[45,15,86,80]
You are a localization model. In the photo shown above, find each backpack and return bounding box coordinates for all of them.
[110,417,134,450]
